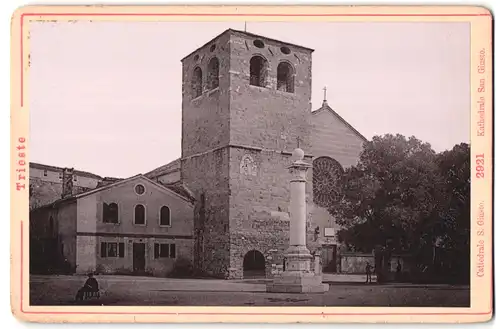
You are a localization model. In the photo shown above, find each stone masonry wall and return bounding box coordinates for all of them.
[181,148,230,278]
[228,148,316,279]
[181,30,317,279]
[225,32,315,279]
[228,31,314,154]
[181,32,231,158]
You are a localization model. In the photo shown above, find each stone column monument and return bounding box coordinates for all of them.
[267,148,329,293]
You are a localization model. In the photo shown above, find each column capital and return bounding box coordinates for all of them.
[288,160,311,179]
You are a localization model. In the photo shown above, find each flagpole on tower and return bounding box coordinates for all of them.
[244,21,247,32]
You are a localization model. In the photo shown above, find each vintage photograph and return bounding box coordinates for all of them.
[26,19,473,308]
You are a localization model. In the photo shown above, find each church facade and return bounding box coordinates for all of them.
[29,29,365,279]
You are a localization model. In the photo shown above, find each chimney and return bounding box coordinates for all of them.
[61,168,74,199]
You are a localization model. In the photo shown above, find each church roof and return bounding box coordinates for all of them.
[181,28,314,61]
[96,177,124,188]
[144,158,180,179]
[312,101,368,142]
[144,159,196,202]
[157,180,196,203]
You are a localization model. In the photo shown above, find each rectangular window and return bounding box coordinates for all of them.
[154,243,176,259]
[107,242,118,257]
[100,242,124,258]
[43,170,48,177]
[160,244,169,258]
[103,203,119,223]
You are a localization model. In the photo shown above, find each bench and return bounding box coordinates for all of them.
[83,290,100,300]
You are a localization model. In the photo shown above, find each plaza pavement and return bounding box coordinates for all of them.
[29,274,470,307]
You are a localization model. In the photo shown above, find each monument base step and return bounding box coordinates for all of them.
[266,282,329,293]
[266,273,330,293]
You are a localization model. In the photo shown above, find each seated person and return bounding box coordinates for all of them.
[75,273,99,301]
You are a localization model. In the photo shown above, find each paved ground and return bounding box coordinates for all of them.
[30,274,470,307]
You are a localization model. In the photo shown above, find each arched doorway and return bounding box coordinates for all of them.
[243,250,266,278]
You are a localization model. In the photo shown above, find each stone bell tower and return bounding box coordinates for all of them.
[180,29,314,279]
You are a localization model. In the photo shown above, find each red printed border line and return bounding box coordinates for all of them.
[16,10,492,318]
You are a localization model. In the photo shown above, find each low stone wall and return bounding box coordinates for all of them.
[340,252,373,274]
[340,252,412,274]
[266,249,412,277]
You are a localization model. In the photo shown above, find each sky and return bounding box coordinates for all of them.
[29,21,470,178]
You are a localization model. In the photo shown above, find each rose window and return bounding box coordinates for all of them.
[312,157,343,208]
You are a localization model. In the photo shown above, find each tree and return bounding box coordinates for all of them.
[330,134,443,255]
[330,134,471,282]
[433,143,471,282]
[434,143,470,250]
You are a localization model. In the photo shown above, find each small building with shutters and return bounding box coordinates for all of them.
[29,174,195,277]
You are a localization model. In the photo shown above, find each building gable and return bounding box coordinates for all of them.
[77,175,194,206]
[311,103,366,168]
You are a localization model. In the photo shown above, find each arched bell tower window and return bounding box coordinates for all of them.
[277,61,294,93]
[249,55,268,87]
[207,57,220,90]
[192,66,203,98]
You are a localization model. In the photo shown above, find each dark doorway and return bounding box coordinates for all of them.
[133,243,146,274]
[322,245,338,273]
[243,250,265,278]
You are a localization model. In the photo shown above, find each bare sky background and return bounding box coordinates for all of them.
[29,21,470,178]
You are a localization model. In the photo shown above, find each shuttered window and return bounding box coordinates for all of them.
[100,242,124,258]
[154,243,176,259]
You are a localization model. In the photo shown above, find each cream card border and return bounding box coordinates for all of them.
[10,5,493,324]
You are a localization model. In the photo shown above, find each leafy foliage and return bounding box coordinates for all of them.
[329,134,470,263]
[434,143,470,252]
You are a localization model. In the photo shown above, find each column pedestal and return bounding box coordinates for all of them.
[266,246,329,293]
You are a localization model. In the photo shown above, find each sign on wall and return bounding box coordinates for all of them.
[324,227,335,237]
